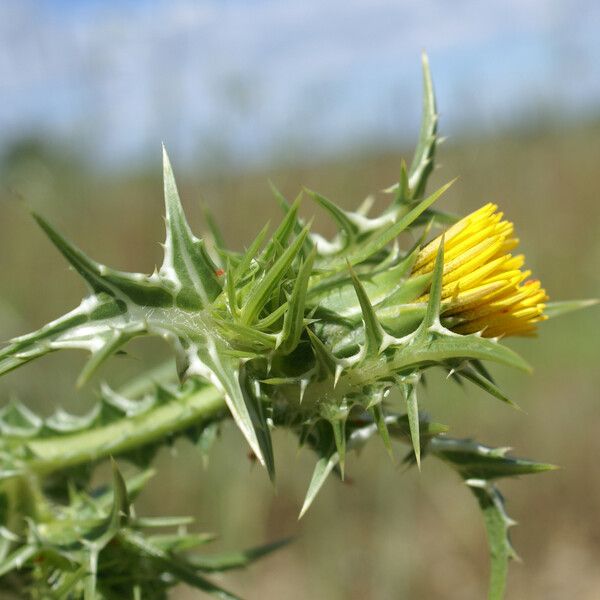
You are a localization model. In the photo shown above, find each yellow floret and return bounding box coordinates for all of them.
[412,204,548,337]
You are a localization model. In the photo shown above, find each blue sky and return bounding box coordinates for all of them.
[1,0,599,170]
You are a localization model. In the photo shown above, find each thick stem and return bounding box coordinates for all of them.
[20,385,228,477]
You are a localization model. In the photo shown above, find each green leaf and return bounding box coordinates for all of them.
[269,182,313,256]
[307,189,358,242]
[198,346,268,471]
[239,363,275,481]
[347,263,385,356]
[216,320,277,350]
[308,246,420,320]
[396,159,410,203]
[51,566,88,599]
[456,364,520,410]
[408,332,530,373]
[33,215,173,308]
[240,226,310,325]
[76,330,128,388]
[353,333,531,393]
[161,146,222,306]
[80,460,129,600]
[307,329,339,381]
[544,299,598,319]
[189,538,292,572]
[330,416,347,479]
[82,459,129,548]
[408,52,438,198]
[299,450,338,519]
[0,545,36,577]
[403,383,421,469]
[225,259,239,318]
[429,437,556,481]
[277,249,316,355]
[468,481,517,600]
[347,179,455,266]
[262,193,303,262]
[370,403,394,460]
[419,234,444,332]
[120,530,241,600]
[233,221,271,282]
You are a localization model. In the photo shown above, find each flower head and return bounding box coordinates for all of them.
[412,203,548,337]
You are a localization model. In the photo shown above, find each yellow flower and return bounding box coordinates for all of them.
[412,203,548,337]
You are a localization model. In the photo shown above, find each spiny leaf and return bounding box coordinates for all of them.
[161,146,222,306]
[347,179,454,266]
[233,221,271,281]
[32,215,173,307]
[467,481,516,600]
[347,263,386,356]
[330,416,347,479]
[0,545,37,578]
[225,259,239,318]
[403,383,421,469]
[0,401,41,437]
[456,364,520,410]
[300,413,430,517]
[391,331,531,375]
[33,213,120,297]
[0,295,122,378]
[239,363,275,482]
[262,193,303,263]
[429,437,556,481]
[269,182,313,257]
[470,358,495,383]
[76,330,128,388]
[383,53,438,201]
[196,345,268,470]
[278,249,316,355]
[396,159,410,203]
[308,246,420,319]
[307,189,357,242]
[240,226,310,325]
[119,531,241,600]
[216,320,277,350]
[299,450,338,519]
[420,234,444,332]
[81,460,129,599]
[108,458,130,532]
[307,329,338,380]
[409,52,438,198]
[370,403,394,460]
[189,538,292,572]
[544,299,598,319]
[82,459,129,549]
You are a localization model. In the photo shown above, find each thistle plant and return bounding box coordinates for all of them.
[0,55,595,599]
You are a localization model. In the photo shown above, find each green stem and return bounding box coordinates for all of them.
[22,385,228,476]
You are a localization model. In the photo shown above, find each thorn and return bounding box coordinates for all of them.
[299,378,309,404]
[334,364,343,388]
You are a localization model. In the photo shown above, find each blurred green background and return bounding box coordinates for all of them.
[1,2,599,599]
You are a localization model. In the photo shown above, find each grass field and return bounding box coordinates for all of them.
[1,121,598,599]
